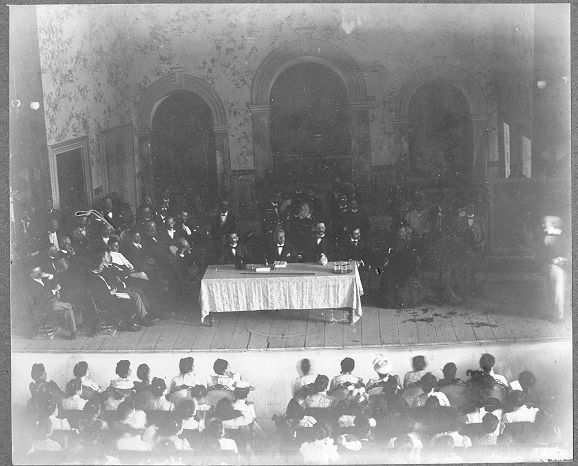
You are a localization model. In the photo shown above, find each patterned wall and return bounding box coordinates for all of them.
[35,4,535,195]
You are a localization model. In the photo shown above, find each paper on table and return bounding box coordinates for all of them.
[115,292,131,299]
[254,267,271,273]
[273,261,287,268]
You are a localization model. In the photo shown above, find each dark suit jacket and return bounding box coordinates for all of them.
[158,228,179,248]
[39,230,65,250]
[220,243,252,265]
[142,235,169,266]
[84,271,121,312]
[29,278,56,309]
[260,202,282,236]
[338,238,372,264]
[122,242,146,270]
[100,208,124,231]
[214,211,238,238]
[304,235,335,262]
[264,242,299,264]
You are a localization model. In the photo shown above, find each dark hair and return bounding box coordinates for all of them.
[420,373,438,393]
[175,400,196,420]
[300,358,311,376]
[213,359,228,375]
[353,414,371,438]
[479,353,496,372]
[286,398,305,421]
[518,370,536,391]
[313,375,329,393]
[432,434,455,449]
[424,395,441,410]
[234,387,250,400]
[35,393,57,418]
[393,435,414,450]
[73,361,89,378]
[158,416,182,437]
[108,235,120,246]
[116,360,131,378]
[179,357,194,375]
[313,419,334,440]
[83,399,101,418]
[340,357,355,374]
[214,398,242,421]
[88,251,106,270]
[151,377,167,397]
[116,399,136,421]
[190,385,208,398]
[506,390,527,409]
[412,355,427,371]
[35,417,53,438]
[136,364,150,382]
[481,413,500,434]
[205,420,224,439]
[31,363,46,382]
[65,379,82,397]
[442,362,457,378]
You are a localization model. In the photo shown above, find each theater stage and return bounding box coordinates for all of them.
[12,272,571,353]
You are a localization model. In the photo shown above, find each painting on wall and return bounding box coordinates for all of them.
[101,123,136,210]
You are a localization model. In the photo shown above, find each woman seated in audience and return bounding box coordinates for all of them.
[29,363,63,411]
[366,355,402,394]
[110,360,132,387]
[35,393,72,431]
[293,359,317,396]
[27,417,63,455]
[175,399,204,448]
[154,416,191,451]
[428,409,472,449]
[329,358,363,393]
[208,358,241,391]
[479,353,509,386]
[403,355,428,389]
[412,373,450,408]
[465,396,503,423]
[502,390,539,423]
[470,412,501,446]
[144,377,175,411]
[102,379,133,411]
[427,434,467,463]
[190,385,211,413]
[70,361,101,401]
[299,419,340,464]
[201,419,239,455]
[438,362,463,388]
[133,363,153,410]
[61,379,88,410]
[170,357,201,393]
[510,370,538,405]
[275,396,318,443]
[113,401,154,451]
[303,375,336,410]
[77,399,108,441]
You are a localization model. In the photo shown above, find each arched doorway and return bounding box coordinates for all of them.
[407,80,473,183]
[269,62,351,184]
[151,91,216,204]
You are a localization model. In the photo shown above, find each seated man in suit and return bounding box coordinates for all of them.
[158,216,179,248]
[121,230,146,271]
[339,226,373,289]
[134,206,154,234]
[155,203,169,227]
[100,196,124,232]
[214,200,237,240]
[41,218,64,252]
[284,201,316,254]
[304,221,334,264]
[84,251,147,333]
[29,265,79,339]
[344,199,371,237]
[260,191,283,239]
[142,221,169,268]
[220,233,252,266]
[264,228,300,264]
[175,211,193,240]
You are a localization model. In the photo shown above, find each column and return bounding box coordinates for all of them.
[137,129,153,201]
[248,104,272,177]
[349,102,372,197]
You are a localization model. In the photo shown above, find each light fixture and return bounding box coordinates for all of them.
[536,80,547,90]
[30,102,40,110]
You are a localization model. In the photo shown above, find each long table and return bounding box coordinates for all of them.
[199,262,364,324]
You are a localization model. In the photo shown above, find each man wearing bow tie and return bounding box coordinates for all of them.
[158,216,179,248]
[260,191,283,239]
[100,196,123,231]
[339,227,373,289]
[122,231,147,271]
[43,218,63,252]
[214,200,238,240]
[220,233,252,265]
[264,228,299,264]
[305,221,334,263]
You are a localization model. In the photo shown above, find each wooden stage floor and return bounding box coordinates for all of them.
[12,296,571,353]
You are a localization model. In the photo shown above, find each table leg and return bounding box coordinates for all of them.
[208,313,215,327]
[349,310,354,325]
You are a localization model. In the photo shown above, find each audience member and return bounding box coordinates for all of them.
[502,390,539,423]
[61,379,88,410]
[479,353,509,387]
[264,228,299,264]
[438,362,463,388]
[208,358,241,391]
[170,357,201,393]
[294,359,317,396]
[144,378,175,411]
[404,356,428,388]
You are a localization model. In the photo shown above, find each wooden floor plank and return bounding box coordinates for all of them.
[342,320,362,348]
[395,310,419,345]
[190,322,219,350]
[228,315,252,350]
[268,316,292,349]
[323,320,343,348]
[468,312,496,342]
[155,322,184,351]
[81,335,108,351]
[211,315,238,350]
[545,319,571,339]
[431,310,457,343]
[304,312,325,349]
[512,315,549,340]
[246,312,273,350]
[285,313,308,349]
[360,307,380,347]
[451,311,477,343]
[138,324,165,351]
[378,309,401,345]
[11,338,32,352]
[173,322,202,351]
[414,308,438,344]
[486,312,517,341]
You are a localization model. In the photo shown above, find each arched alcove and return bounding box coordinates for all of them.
[394,63,488,183]
[137,69,230,202]
[249,37,372,193]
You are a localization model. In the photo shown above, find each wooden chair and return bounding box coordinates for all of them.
[86,290,118,337]
[26,289,59,340]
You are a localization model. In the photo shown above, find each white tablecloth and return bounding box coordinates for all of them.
[199,262,364,323]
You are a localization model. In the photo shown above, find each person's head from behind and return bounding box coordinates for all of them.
[31,363,47,383]
[481,413,499,435]
[176,400,196,420]
[116,360,131,379]
[286,397,305,421]
[151,377,167,397]
[299,358,312,376]
[73,361,90,380]
[83,399,102,420]
[190,384,208,400]
[442,362,457,380]
[518,370,536,392]
[136,364,150,383]
[424,395,441,411]
[35,417,54,439]
[158,416,183,438]
[36,393,57,418]
[116,399,136,422]
[205,419,225,439]
[432,434,455,450]
[506,390,526,410]
[420,373,438,393]
[233,382,251,401]
[65,379,82,398]
[353,414,372,438]
[108,236,120,252]
[313,419,334,440]
[104,196,114,210]
[479,353,496,373]
[340,357,355,374]
[179,357,194,375]
[394,435,415,451]
[313,375,329,393]
[412,355,427,372]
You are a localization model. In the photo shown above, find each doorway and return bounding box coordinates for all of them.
[56,148,87,213]
[151,91,217,208]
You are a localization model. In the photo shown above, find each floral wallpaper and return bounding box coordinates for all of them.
[36,3,535,193]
